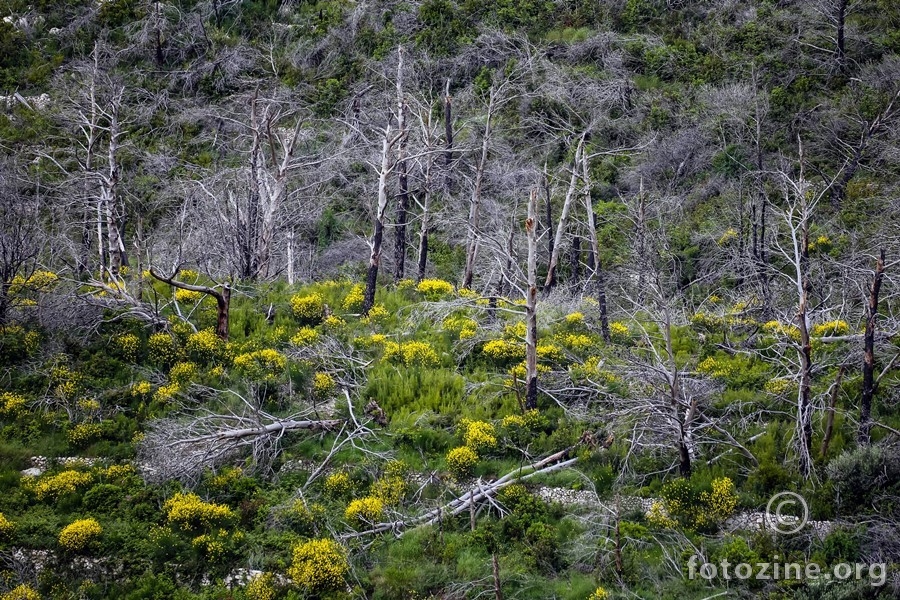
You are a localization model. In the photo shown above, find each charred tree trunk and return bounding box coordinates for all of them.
[364,126,399,314]
[796,209,814,479]
[544,137,584,290]
[150,269,231,340]
[569,235,581,284]
[525,188,539,411]
[820,365,845,458]
[443,79,453,194]
[582,150,610,341]
[859,249,886,445]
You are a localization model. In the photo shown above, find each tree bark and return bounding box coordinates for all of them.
[544,136,584,290]
[364,126,398,314]
[393,47,409,281]
[582,149,610,341]
[859,249,886,445]
[462,87,495,290]
[149,268,231,340]
[525,188,539,411]
[820,364,845,458]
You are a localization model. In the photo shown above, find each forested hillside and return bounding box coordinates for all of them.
[1,0,900,597]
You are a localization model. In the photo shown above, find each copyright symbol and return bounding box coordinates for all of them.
[766,491,809,534]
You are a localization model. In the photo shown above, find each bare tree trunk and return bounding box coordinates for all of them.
[416,148,434,283]
[569,235,581,284]
[443,79,453,194]
[544,137,584,290]
[859,249,886,445]
[525,188,538,411]
[821,365,845,458]
[492,553,503,600]
[364,126,398,314]
[462,87,495,290]
[393,47,409,281]
[796,189,814,480]
[582,150,610,341]
[544,163,552,262]
[287,228,295,285]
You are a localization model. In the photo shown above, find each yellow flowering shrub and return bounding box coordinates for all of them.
[131,381,152,397]
[76,398,100,412]
[233,349,286,382]
[690,311,728,332]
[446,446,478,477]
[396,278,416,291]
[718,227,738,245]
[370,475,407,506]
[154,382,181,403]
[290,292,324,325]
[443,315,478,339]
[383,341,439,367]
[288,538,348,594]
[323,315,345,329]
[186,329,226,364]
[654,477,739,530]
[461,420,497,453]
[699,477,739,525]
[646,500,678,528]
[67,423,103,446]
[344,496,384,524]
[536,343,564,362]
[100,464,135,481]
[8,270,58,295]
[762,321,801,342]
[30,470,93,500]
[323,472,353,498]
[341,284,365,312]
[353,333,388,348]
[504,321,527,339]
[313,372,336,400]
[191,529,240,561]
[812,320,850,337]
[482,339,525,364]
[764,378,795,395]
[560,333,594,352]
[609,321,630,343]
[416,278,454,300]
[245,572,276,600]
[164,492,234,531]
[291,327,319,347]
[362,304,389,324]
[1,585,41,600]
[565,312,584,326]
[148,332,179,365]
[0,512,14,536]
[0,392,27,415]
[174,288,204,303]
[169,361,199,386]
[588,587,610,600]
[113,333,140,362]
[208,466,243,490]
[58,518,102,552]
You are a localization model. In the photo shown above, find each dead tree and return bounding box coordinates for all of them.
[393,46,410,281]
[149,267,232,340]
[544,134,584,290]
[462,84,496,290]
[525,187,539,410]
[859,249,886,445]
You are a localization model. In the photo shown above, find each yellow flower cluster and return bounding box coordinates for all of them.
[100,464,135,481]
[698,477,739,526]
[396,278,416,291]
[588,587,610,600]
[482,339,525,363]
[717,227,738,245]
[461,419,497,453]
[208,466,243,490]
[353,333,388,348]
[177,269,199,281]
[443,315,478,339]
[58,518,102,552]
[154,382,181,403]
[416,278,455,300]
[191,529,237,561]
[504,321,527,339]
[114,333,140,362]
[609,321,630,342]
[762,321,801,341]
[8,270,58,295]
[186,329,226,364]
[646,500,678,529]
[501,409,545,431]
[342,284,365,312]
[324,472,353,498]
[245,572,277,600]
[30,470,93,500]
[362,304,389,324]
[233,349,287,382]
[67,423,103,446]
[313,372,336,400]
[344,496,384,524]
[446,446,479,477]
[1,585,41,600]
[131,381,152,397]
[764,378,795,395]
[0,512,14,535]
[164,492,234,531]
[148,332,179,365]
[697,356,740,381]
[565,312,585,326]
[169,361,199,386]
[76,398,100,412]
[288,538,349,594]
[0,392,26,415]
[51,365,82,400]
[290,292,324,325]
[560,333,594,352]
[323,315,345,328]
[290,327,319,346]
[812,319,850,337]
[536,343,564,361]
[370,474,407,506]
[383,340,439,367]
[174,288,203,303]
